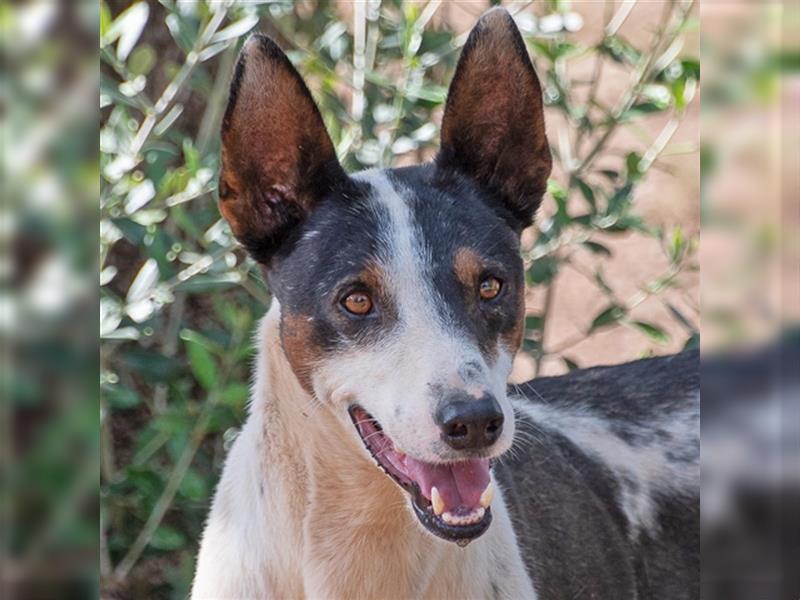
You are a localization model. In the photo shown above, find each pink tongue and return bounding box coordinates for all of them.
[404,457,490,512]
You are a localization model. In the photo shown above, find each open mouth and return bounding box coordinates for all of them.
[349,405,493,546]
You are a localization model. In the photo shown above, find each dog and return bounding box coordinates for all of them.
[192,8,699,599]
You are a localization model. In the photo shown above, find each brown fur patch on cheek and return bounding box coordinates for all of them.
[280,314,324,395]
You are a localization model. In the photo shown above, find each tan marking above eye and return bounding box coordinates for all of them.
[479,276,502,300]
[343,291,373,315]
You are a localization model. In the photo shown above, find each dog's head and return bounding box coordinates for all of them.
[219,8,551,545]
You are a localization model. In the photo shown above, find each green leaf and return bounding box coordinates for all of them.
[121,348,179,382]
[103,1,148,52]
[594,270,614,295]
[406,85,447,104]
[128,45,157,76]
[589,304,625,333]
[180,329,223,354]
[625,152,643,182]
[524,315,543,332]
[681,59,700,80]
[606,182,633,215]
[547,178,567,202]
[665,302,695,331]
[178,469,208,501]
[166,13,196,54]
[683,331,700,350]
[104,384,140,410]
[527,256,559,285]
[630,321,670,344]
[581,241,611,257]
[182,138,200,174]
[603,214,647,233]
[185,337,218,390]
[151,525,187,551]
[210,15,259,43]
[553,193,572,226]
[669,226,686,264]
[624,101,667,118]
[116,2,149,61]
[221,383,250,408]
[100,1,111,39]
[573,177,597,211]
[522,338,542,356]
[601,35,641,66]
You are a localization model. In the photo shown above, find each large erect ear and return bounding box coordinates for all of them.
[437,8,552,230]
[219,34,348,264]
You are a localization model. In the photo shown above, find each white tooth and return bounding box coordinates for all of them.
[431,486,445,516]
[479,482,494,508]
[442,511,455,525]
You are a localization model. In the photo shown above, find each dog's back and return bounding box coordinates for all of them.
[497,350,699,599]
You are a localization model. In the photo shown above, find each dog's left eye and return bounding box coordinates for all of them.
[478,276,503,301]
[342,291,373,316]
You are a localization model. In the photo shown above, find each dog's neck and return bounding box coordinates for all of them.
[251,302,535,598]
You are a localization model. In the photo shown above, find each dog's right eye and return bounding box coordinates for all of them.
[342,291,373,316]
[478,276,503,301]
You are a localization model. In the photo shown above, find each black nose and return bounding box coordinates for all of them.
[435,392,504,450]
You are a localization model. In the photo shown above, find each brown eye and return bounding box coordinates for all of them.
[342,291,373,315]
[479,276,502,301]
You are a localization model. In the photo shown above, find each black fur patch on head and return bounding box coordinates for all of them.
[268,164,529,382]
[268,185,402,383]
[387,166,525,362]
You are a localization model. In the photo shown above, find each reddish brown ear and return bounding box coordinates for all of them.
[437,8,552,230]
[219,34,347,264]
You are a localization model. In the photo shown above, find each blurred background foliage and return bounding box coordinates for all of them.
[99,0,699,596]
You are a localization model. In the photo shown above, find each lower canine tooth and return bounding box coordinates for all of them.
[431,486,445,516]
[479,482,494,508]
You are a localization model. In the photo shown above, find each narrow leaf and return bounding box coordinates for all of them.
[582,241,612,257]
[126,258,159,303]
[185,337,219,391]
[589,304,625,333]
[631,321,670,344]
[573,177,596,211]
[210,15,259,43]
[562,356,580,371]
[115,2,149,61]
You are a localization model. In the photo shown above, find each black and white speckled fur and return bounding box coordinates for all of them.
[193,7,699,599]
[499,350,699,599]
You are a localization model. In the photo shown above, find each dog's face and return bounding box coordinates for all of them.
[218,8,551,545]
